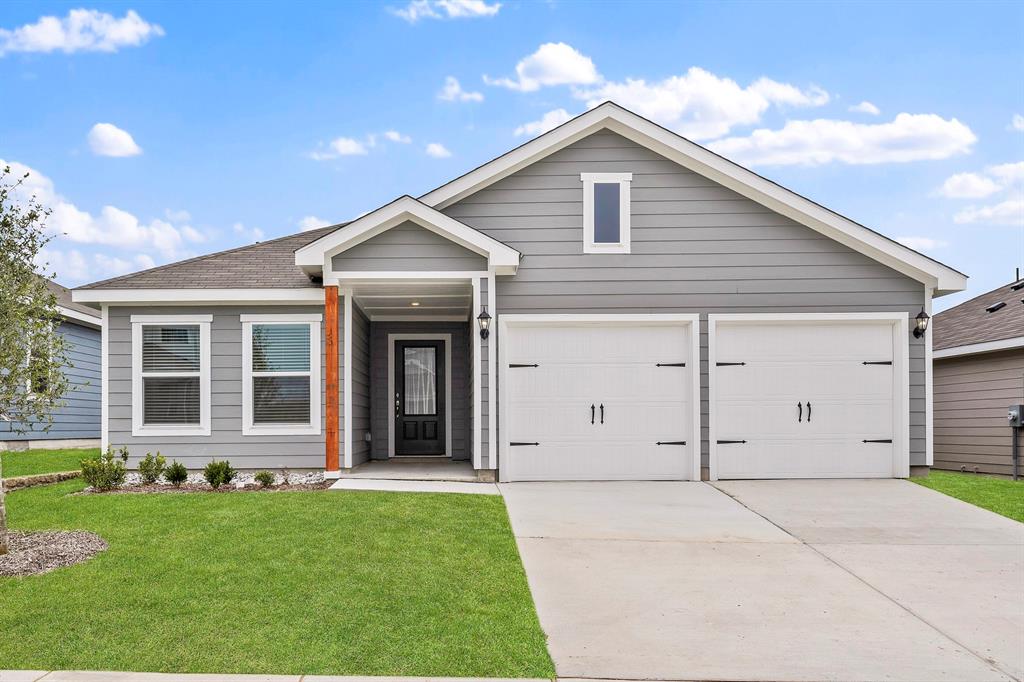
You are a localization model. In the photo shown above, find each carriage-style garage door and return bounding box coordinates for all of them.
[500,315,699,482]
[710,315,909,479]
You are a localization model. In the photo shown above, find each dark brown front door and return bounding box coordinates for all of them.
[395,340,445,455]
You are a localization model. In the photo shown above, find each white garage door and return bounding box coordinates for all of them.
[711,317,905,479]
[501,317,698,482]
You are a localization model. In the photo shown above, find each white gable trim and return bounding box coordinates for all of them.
[419,102,966,295]
[933,336,1024,359]
[295,195,520,275]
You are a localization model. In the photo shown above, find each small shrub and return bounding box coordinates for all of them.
[81,447,127,491]
[165,461,187,487]
[117,445,129,463]
[254,470,275,488]
[138,452,167,485]
[203,460,236,489]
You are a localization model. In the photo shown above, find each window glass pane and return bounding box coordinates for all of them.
[593,182,621,243]
[253,376,311,424]
[143,376,200,424]
[252,324,311,372]
[143,326,200,372]
[404,347,437,415]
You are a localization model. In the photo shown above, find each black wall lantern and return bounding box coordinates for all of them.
[913,308,930,338]
[477,305,492,340]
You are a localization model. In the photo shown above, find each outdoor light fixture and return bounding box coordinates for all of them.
[913,308,930,338]
[410,301,420,307]
[477,305,492,340]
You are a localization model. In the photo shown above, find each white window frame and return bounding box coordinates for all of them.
[241,313,322,437]
[581,172,632,254]
[131,314,212,437]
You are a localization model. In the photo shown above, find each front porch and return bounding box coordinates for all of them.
[340,456,493,482]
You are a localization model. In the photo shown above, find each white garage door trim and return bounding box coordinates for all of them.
[498,314,701,481]
[708,312,910,481]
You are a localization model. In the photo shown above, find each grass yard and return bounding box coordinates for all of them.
[0,480,554,677]
[1,447,99,479]
[913,470,1024,523]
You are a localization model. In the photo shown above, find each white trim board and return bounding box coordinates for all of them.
[100,304,109,452]
[486,271,497,471]
[343,289,353,469]
[924,286,934,467]
[933,336,1024,359]
[419,102,966,295]
[387,333,454,460]
[706,312,911,481]
[75,289,325,304]
[58,305,102,327]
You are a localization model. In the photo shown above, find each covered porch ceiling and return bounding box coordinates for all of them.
[346,278,473,321]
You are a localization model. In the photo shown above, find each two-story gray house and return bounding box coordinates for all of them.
[72,103,967,481]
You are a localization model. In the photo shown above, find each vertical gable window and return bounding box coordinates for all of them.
[242,314,322,436]
[581,172,632,254]
[131,315,212,436]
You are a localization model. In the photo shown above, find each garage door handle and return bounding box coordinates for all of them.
[806,401,811,422]
[509,363,539,368]
[863,439,892,443]
[510,442,540,446]
[863,361,893,365]
[716,362,746,366]
[591,404,595,424]
[717,440,747,444]
[798,402,802,422]
[600,403,604,424]
[656,362,686,367]
[656,441,687,445]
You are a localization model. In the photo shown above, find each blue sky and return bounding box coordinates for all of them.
[2,1,1022,310]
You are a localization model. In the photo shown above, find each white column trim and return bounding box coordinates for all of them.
[486,270,497,471]
[343,288,353,469]
[924,286,934,467]
[100,304,109,452]
[472,277,482,470]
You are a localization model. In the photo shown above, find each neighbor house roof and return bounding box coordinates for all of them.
[933,280,1024,356]
[44,279,102,325]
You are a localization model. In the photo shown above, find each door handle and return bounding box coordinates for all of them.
[798,402,802,422]
[807,401,811,422]
[591,404,595,424]
[600,403,604,424]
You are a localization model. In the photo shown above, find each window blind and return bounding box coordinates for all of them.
[142,326,200,372]
[252,324,311,372]
[253,376,311,424]
[143,376,201,424]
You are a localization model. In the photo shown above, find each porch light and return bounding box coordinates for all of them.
[913,308,930,339]
[477,305,492,340]
[410,301,420,307]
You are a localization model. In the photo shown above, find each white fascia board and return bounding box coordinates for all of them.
[73,289,324,304]
[295,195,520,270]
[58,305,102,327]
[419,102,966,294]
[933,336,1024,359]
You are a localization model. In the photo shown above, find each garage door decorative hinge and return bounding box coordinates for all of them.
[509,441,540,446]
[656,441,687,445]
[656,362,686,367]
[717,439,747,444]
[862,361,893,365]
[862,439,893,443]
[509,363,539,368]
[716,362,746,366]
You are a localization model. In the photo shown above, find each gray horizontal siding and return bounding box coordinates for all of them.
[107,305,326,470]
[933,349,1023,476]
[350,303,371,467]
[1,320,101,441]
[444,130,928,472]
[331,220,486,272]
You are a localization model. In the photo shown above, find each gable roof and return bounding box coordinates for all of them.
[933,280,1024,355]
[44,279,102,325]
[295,195,521,275]
[420,101,967,296]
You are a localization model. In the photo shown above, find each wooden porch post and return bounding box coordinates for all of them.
[325,285,340,471]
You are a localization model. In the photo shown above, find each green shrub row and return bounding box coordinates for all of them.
[80,448,244,490]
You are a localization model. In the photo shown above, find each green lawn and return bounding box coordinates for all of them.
[1,447,98,479]
[913,470,1024,523]
[0,480,554,677]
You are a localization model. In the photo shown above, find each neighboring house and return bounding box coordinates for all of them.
[72,103,967,481]
[932,280,1024,477]
[1,280,102,451]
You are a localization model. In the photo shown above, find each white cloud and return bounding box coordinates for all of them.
[232,222,265,243]
[485,42,600,92]
[309,137,368,160]
[954,199,1024,226]
[87,122,142,157]
[514,108,573,137]
[390,0,499,22]
[438,76,483,102]
[937,172,1001,199]
[165,208,191,223]
[849,101,881,115]
[1011,114,1024,132]
[383,130,412,143]
[2,159,203,258]
[0,9,164,56]
[576,67,829,140]
[425,142,452,158]
[298,215,330,232]
[707,113,976,166]
[896,236,948,251]
[37,248,156,284]
[988,161,1024,186]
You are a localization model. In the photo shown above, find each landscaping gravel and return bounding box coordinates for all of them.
[0,531,108,577]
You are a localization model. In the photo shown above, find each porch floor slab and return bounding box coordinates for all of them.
[341,457,481,482]
[328,478,500,495]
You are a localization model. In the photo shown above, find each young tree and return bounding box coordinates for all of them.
[0,165,70,555]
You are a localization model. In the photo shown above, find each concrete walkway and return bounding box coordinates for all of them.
[500,480,1022,682]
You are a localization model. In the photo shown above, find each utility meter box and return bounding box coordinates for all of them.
[1009,405,1024,427]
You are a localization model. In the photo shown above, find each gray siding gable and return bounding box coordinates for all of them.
[331,220,487,272]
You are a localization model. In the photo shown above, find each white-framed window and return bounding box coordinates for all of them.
[131,314,212,437]
[241,314,322,436]
[581,172,632,254]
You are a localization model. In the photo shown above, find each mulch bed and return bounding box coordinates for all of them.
[78,482,331,495]
[0,530,108,577]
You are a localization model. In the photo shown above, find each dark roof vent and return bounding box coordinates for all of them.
[1012,281,1024,291]
[986,301,1007,313]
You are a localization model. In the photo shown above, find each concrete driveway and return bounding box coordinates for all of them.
[499,480,1023,682]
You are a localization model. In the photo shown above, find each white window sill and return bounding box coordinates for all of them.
[132,425,211,437]
[583,242,631,254]
[242,424,321,437]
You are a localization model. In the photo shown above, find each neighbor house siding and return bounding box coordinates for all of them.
[1,319,101,442]
[331,220,487,272]
[443,131,928,471]
[350,303,371,467]
[368,321,471,461]
[934,349,1023,476]
[107,305,326,470]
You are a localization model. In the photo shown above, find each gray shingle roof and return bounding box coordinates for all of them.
[933,280,1024,351]
[45,278,101,318]
[77,224,345,290]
